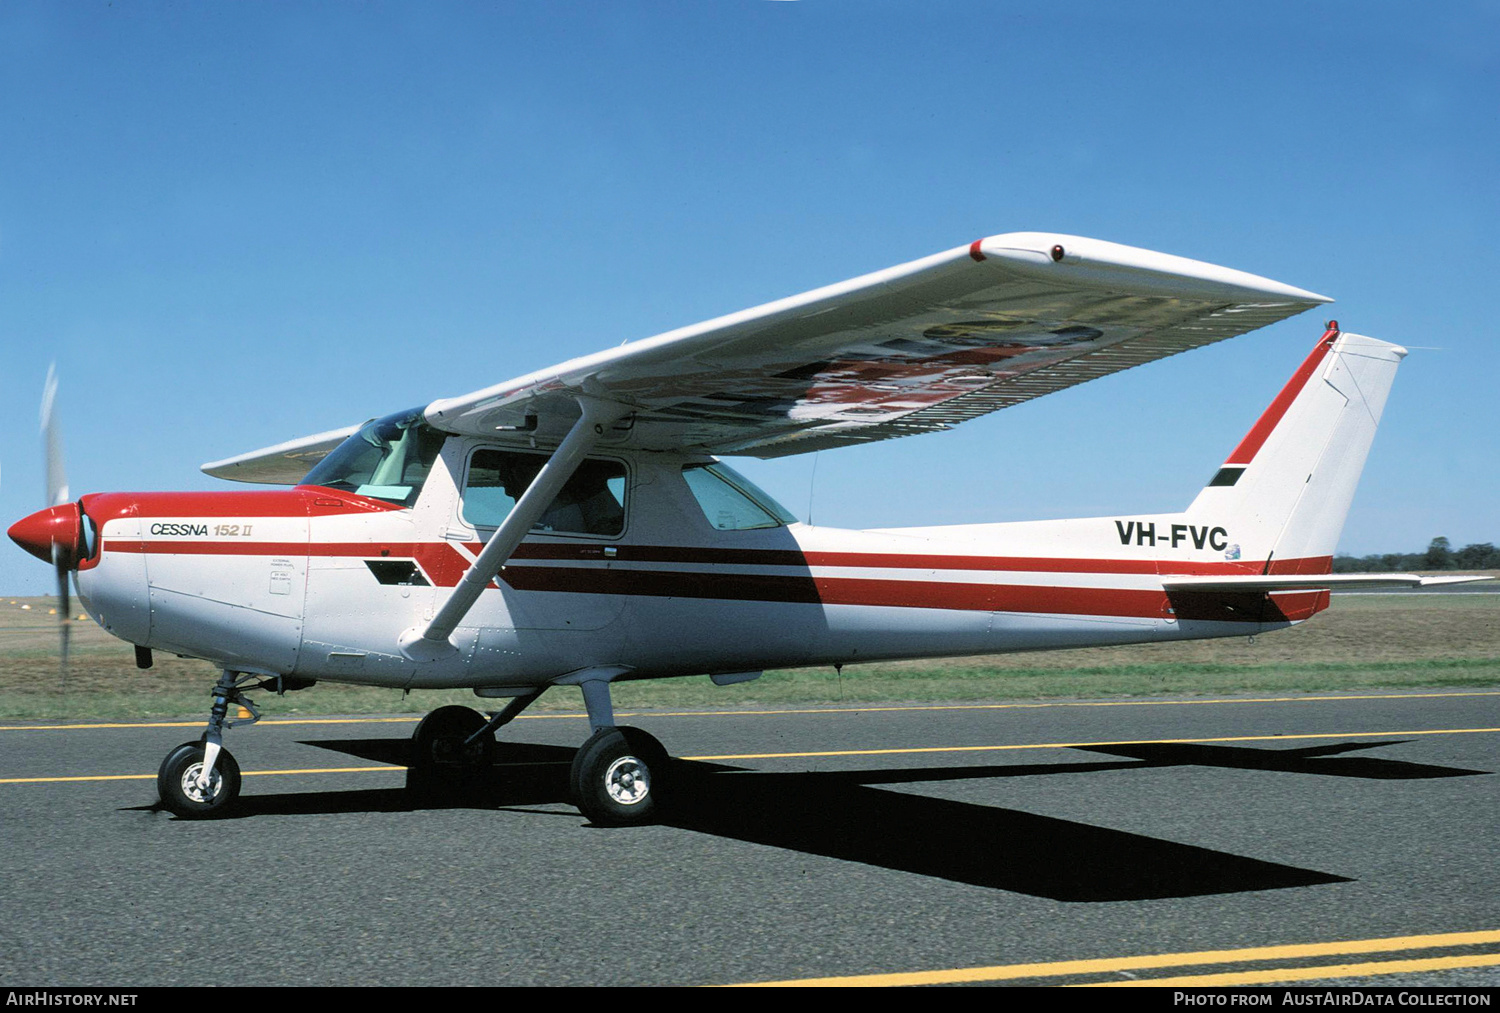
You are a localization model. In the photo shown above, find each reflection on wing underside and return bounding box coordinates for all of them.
[637,331,1119,430]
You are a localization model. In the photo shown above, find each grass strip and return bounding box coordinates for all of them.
[2,657,1496,721]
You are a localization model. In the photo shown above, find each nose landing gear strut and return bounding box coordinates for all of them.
[156,670,270,819]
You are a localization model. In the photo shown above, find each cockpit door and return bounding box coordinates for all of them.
[451,444,630,633]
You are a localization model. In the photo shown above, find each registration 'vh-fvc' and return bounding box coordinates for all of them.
[11,232,1476,823]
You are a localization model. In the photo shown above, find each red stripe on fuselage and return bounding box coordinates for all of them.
[509,543,1330,576]
[108,539,489,588]
[104,537,1330,622]
[107,537,1330,578]
[504,542,1166,572]
[488,565,1325,622]
[1222,325,1339,467]
[503,565,1160,616]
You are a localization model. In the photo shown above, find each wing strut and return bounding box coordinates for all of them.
[398,398,628,661]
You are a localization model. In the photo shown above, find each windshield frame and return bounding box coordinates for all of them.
[300,407,446,508]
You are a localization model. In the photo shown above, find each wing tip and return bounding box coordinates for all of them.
[975,231,1333,306]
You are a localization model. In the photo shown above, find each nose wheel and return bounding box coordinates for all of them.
[155,669,268,819]
[157,741,241,818]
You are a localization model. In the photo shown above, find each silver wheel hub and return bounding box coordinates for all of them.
[604,755,650,806]
[181,762,222,804]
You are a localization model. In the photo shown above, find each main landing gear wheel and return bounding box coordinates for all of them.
[157,741,241,819]
[407,705,495,800]
[570,726,669,827]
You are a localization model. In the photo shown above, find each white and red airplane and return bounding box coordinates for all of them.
[10,232,1475,824]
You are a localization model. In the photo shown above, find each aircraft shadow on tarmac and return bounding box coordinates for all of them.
[200,735,1487,903]
[1071,739,1489,779]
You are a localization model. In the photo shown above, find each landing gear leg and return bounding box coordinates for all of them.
[567,676,669,827]
[406,689,548,802]
[156,670,263,819]
[407,705,493,800]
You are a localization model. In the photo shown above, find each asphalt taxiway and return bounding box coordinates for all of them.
[1,690,1497,986]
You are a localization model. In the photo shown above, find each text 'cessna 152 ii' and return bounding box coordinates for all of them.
[11,232,1478,824]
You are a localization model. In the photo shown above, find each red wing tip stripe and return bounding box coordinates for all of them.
[969,240,986,262]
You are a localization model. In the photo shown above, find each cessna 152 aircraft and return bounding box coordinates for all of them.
[11,231,1476,824]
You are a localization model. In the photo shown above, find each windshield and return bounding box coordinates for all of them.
[302,407,446,507]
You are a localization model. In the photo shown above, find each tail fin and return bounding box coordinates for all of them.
[1183,323,1405,573]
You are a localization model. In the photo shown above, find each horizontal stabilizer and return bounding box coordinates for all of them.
[1162,574,1492,593]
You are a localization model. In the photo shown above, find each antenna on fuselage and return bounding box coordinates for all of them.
[807,452,820,526]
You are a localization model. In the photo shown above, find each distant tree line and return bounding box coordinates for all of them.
[1333,537,1500,572]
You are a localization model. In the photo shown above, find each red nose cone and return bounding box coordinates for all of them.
[8,503,83,567]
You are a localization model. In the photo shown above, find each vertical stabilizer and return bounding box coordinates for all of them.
[1183,324,1406,572]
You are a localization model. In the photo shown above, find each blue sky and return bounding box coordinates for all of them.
[3,2,1496,593]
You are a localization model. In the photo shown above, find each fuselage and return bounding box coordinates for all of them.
[67,437,1326,692]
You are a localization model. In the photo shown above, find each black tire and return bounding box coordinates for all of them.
[407,705,494,798]
[157,741,241,819]
[570,726,669,826]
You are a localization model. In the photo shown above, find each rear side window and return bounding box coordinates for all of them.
[463,449,626,536]
[682,462,796,531]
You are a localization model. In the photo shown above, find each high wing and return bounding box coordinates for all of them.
[425,232,1330,457]
[203,232,1330,482]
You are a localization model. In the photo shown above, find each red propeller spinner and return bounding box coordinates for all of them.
[9,502,86,569]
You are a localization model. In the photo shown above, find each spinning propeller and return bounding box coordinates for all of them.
[43,366,70,683]
[7,365,83,684]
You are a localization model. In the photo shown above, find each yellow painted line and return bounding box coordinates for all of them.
[552,690,1500,720]
[3,690,1497,733]
[681,726,1500,762]
[0,717,421,732]
[5,726,1497,783]
[1079,951,1500,987]
[0,765,403,784]
[720,929,1500,986]
[242,765,403,777]
[0,773,157,784]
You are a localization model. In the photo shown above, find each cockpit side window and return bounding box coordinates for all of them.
[463,449,626,537]
[301,408,446,508]
[682,462,797,531]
